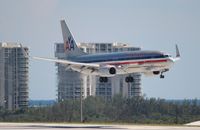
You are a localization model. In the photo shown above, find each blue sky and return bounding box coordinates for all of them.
[0,0,200,99]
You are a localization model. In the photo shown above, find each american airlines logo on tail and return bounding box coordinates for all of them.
[65,36,75,51]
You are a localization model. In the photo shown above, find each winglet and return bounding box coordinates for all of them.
[174,44,180,61]
[176,44,180,58]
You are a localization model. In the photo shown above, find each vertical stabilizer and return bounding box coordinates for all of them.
[60,20,86,57]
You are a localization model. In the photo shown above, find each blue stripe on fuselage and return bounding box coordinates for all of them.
[72,51,167,63]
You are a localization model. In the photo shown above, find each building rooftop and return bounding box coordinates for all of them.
[0,42,22,48]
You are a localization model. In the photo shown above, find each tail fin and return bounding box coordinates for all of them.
[60,20,86,57]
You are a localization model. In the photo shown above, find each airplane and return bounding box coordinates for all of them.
[33,20,180,83]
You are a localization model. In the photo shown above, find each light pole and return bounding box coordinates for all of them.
[80,79,83,123]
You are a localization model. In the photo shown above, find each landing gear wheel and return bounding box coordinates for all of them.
[125,77,129,83]
[129,76,134,82]
[160,75,165,79]
[99,77,108,82]
[104,77,108,82]
[99,77,104,82]
[159,69,169,79]
[125,76,134,83]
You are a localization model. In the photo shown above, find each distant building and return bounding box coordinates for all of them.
[0,42,29,110]
[55,42,141,101]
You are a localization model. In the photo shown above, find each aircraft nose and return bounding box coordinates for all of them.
[169,57,175,63]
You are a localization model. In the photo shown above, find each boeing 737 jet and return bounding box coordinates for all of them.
[34,20,180,83]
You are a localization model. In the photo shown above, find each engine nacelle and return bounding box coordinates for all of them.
[144,71,160,77]
[98,65,116,76]
[153,71,160,75]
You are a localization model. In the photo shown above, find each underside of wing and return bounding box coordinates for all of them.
[33,57,100,70]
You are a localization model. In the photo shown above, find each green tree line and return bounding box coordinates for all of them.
[1,95,200,124]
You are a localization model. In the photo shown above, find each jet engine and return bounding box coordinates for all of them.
[144,71,160,77]
[98,65,116,76]
[153,71,160,75]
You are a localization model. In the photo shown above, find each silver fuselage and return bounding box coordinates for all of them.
[70,50,174,76]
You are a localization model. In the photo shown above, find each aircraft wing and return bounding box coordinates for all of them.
[33,57,100,69]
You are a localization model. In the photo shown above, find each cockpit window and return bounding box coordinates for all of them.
[163,54,171,58]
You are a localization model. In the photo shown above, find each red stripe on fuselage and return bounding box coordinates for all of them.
[109,59,168,65]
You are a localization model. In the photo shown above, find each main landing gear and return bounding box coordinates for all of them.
[99,76,134,83]
[99,77,108,82]
[125,76,134,83]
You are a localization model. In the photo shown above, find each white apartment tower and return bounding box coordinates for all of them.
[55,42,141,101]
[0,43,29,110]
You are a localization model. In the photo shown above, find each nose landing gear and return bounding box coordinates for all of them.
[160,69,169,79]
[160,74,165,79]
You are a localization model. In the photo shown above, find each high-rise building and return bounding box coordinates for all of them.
[0,42,29,110]
[55,42,141,101]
